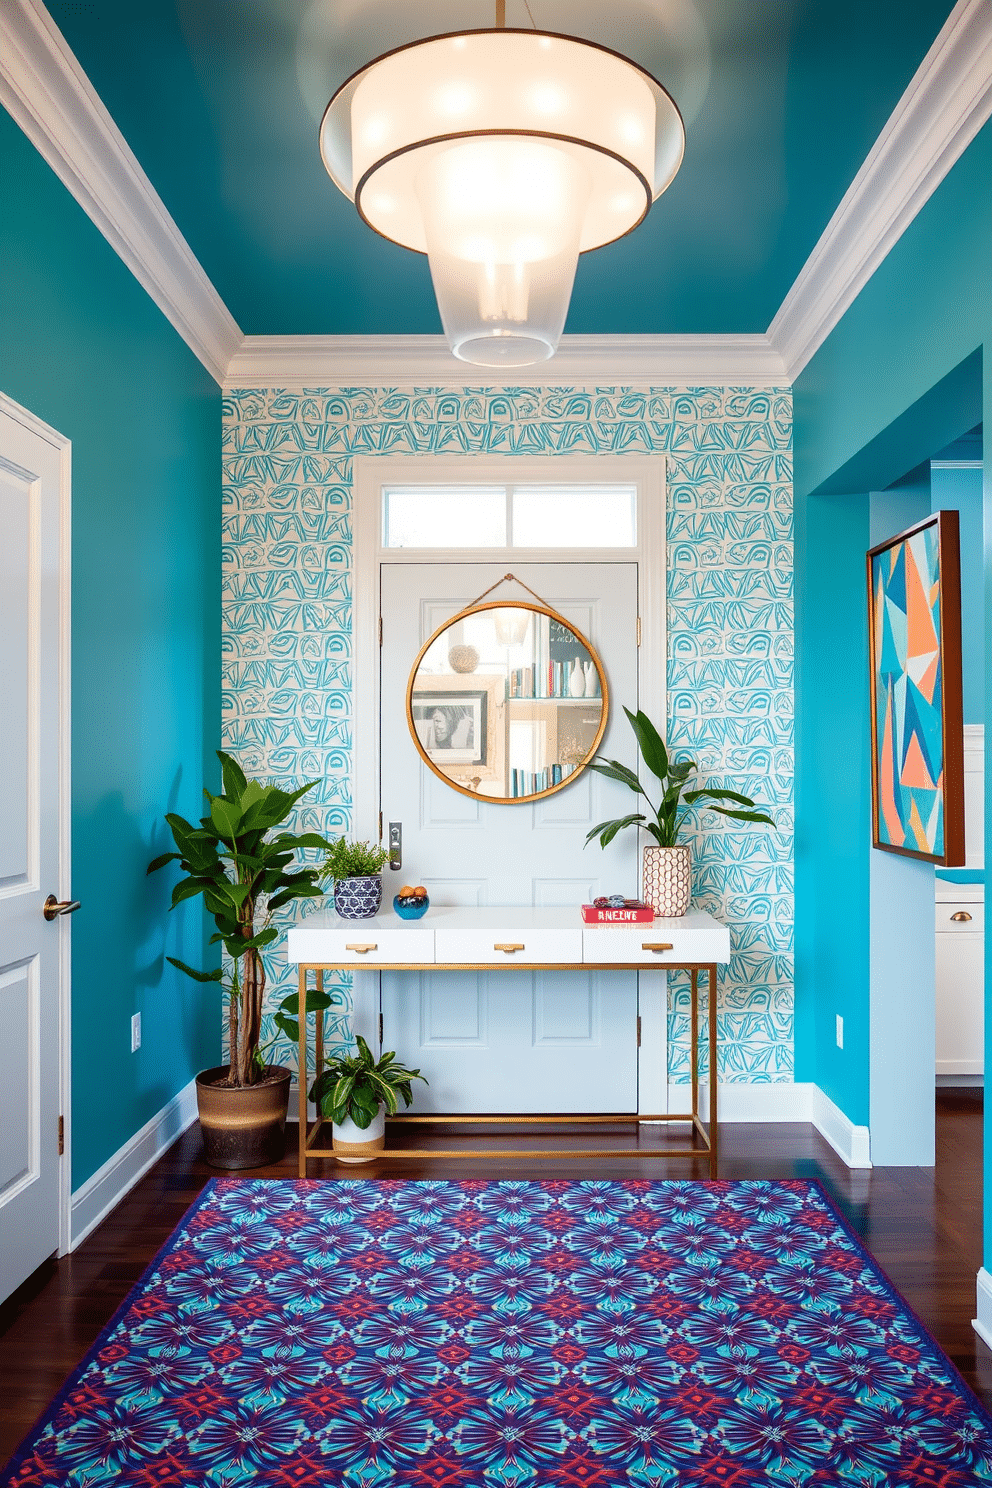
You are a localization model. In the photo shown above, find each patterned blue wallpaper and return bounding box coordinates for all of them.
[222,385,793,1085]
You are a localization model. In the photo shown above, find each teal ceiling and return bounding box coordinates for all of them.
[46,0,957,336]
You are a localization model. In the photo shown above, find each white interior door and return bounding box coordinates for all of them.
[379,563,641,1113]
[0,397,69,1300]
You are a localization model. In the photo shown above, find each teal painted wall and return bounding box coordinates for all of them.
[932,462,984,725]
[794,487,871,1123]
[0,109,221,1189]
[793,118,990,1180]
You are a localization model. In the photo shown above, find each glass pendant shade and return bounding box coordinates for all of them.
[320,29,684,367]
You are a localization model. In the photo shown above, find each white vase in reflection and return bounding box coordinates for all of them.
[583,660,598,697]
[569,658,586,697]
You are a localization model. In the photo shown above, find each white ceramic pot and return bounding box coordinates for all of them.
[642,844,692,917]
[331,1104,386,1164]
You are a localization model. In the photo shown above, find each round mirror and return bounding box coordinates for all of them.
[406,601,609,802]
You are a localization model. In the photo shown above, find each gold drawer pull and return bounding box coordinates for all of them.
[495,943,525,953]
[346,943,378,953]
[642,942,674,952]
[950,912,973,923]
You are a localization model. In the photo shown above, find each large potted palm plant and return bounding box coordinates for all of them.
[148,751,334,1168]
[586,708,774,916]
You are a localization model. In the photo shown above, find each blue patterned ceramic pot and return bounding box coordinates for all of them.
[333,874,383,919]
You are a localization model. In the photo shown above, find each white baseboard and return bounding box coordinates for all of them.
[973,1267,992,1348]
[70,1079,199,1250]
[665,1081,871,1168]
[809,1084,872,1169]
[665,1081,811,1122]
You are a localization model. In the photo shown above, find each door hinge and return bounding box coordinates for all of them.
[636,617,642,646]
[636,1016,642,1048]
[58,1115,64,1156]
[378,616,383,646]
[378,1012,384,1045]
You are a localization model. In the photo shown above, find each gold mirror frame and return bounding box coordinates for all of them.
[406,599,610,805]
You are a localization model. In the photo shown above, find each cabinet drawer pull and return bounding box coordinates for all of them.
[346,943,378,953]
[642,942,674,953]
[495,943,525,953]
[950,912,973,923]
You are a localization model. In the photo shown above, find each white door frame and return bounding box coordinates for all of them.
[0,392,72,1257]
[351,452,668,1113]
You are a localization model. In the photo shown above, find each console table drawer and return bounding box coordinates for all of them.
[288,926,434,964]
[582,924,731,964]
[435,928,583,965]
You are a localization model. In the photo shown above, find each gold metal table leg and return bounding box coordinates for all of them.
[708,963,719,1179]
[315,968,325,1081]
[690,968,699,1136]
[297,965,308,1178]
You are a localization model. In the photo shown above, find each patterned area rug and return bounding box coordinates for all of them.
[4,1178,992,1486]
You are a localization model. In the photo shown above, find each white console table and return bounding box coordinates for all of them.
[287,906,730,1177]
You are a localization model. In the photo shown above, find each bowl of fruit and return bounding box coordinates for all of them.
[393,885,430,920]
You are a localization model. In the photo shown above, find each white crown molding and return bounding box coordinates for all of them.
[224,332,787,390]
[4,0,990,392]
[769,0,992,381]
[0,0,241,385]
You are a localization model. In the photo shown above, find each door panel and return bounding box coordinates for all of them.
[379,562,641,1114]
[0,401,65,1300]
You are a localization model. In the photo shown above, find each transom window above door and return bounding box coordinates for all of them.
[382,483,638,549]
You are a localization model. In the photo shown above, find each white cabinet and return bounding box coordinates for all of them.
[934,724,984,1079]
[935,881,984,1076]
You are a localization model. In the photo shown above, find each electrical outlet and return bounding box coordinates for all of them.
[836,1014,844,1050]
[131,1012,142,1053]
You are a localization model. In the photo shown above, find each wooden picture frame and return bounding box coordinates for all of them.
[409,671,507,791]
[866,509,964,865]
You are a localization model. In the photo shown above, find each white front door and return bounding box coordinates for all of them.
[379,562,642,1113]
[0,397,69,1300]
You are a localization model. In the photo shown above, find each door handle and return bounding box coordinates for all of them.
[950,911,973,922]
[43,895,81,921]
[642,942,674,952]
[495,943,525,953]
[346,943,378,953]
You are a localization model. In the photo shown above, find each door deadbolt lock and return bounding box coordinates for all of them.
[388,822,402,870]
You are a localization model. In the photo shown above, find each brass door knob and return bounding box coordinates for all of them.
[950,911,973,922]
[43,895,81,921]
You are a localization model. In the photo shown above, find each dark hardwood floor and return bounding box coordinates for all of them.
[2,1091,988,1465]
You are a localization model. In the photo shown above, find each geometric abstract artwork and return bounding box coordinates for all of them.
[867,509,964,865]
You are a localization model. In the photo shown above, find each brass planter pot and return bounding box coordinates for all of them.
[195,1065,292,1170]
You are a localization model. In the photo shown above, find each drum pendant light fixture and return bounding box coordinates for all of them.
[319,8,685,368]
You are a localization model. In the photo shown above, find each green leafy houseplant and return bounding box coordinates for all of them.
[321,838,390,881]
[309,1035,428,1129]
[585,707,775,849]
[148,751,335,1087]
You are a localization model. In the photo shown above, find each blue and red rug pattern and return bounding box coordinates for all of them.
[5,1178,992,1486]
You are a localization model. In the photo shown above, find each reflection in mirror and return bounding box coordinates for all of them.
[407,602,608,802]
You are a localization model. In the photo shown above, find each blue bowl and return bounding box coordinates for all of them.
[393,894,429,920]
